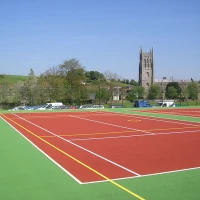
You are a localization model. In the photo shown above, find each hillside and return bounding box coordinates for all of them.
[0,75,27,84]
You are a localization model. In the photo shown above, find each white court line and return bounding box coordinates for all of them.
[0,116,82,184]
[70,129,200,141]
[101,111,200,127]
[3,114,200,186]
[147,111,200,118]
[69,115,155,135]
[82,166,200,185]
[12,113,141,176]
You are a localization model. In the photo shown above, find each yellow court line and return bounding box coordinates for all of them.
[40,126,200,138]
[139,111,200,118]
[40,130,137,138]
[8,116,66,120]
[148,126,200,131]
[0,114,145,200]
[128,119,141,122]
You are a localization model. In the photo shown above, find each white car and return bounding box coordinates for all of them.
[37,102,63,110]
[79,104,104,109]
[10,106,27,111]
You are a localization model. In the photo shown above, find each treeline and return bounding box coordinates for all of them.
[0,58,140,108]
[0,58,199,108]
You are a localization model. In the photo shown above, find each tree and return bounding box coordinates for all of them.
[0,76,11,107]
[126,90,138,102]
[187,82,198,100]
[85,71,106,83]
[130,79,139,86]
[22,69,39,105]
[166,86,178,99]
[95,87,110,103]
[59,58,86,104]
[103,71,121,82]
[148,84,161,100]
[59,58,86,85]
[39,66,65,103]
[126,86,144,102]
[134,86,144,99]
[125,79,130,84]
[165,82,180,99]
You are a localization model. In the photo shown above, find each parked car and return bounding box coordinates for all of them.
[10,106,27,111]
[156,100,175,107]
[37,102,64,110]
[79,104,104,109]
[65,105,76,109]
[50,105,66,110]
[133,100,152,108]
[109,105,126,108]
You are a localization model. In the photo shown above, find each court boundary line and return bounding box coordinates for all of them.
[12,113,141,176]
[101,111,200,126]
[69,115,155,135]
[0,116,82,184]
[69,129,200,141]
[134,110,200,118]
[2,114,199,188]
[1,114,145,200]
[38,125,199,139]
[82,166,200,185]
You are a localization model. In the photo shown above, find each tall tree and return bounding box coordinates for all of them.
[148,84,161,100]
[0,76,11,106]
[165,82,180,99]
[39,66,65,103]
[59,58,86,85]
[130,79,139,86]
[103,71,121,82]
[187,82,198,100]
[166,86,179,99]
[59,58,86,104]
[23,69,38,105]
[126,86,144,102]
[85,71,106,83]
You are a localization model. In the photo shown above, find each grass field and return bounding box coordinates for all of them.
[0,74,27,84]
[0,107,200,200]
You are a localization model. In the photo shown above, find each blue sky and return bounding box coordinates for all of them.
[0,0,200,81]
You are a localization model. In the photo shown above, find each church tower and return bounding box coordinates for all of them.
[139,47,154,89]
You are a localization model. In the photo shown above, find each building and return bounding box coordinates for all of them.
[138,47,191,96]
[154,78,191,99]
[139,47,154,89]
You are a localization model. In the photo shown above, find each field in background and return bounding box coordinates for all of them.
[0,74,27,84]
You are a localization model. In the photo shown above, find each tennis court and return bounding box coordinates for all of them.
[1,108,200,200]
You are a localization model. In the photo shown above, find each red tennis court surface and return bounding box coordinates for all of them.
[133,108,200,117]
[2,111,200,183]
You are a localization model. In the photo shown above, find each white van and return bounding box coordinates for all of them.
[37,102,63,110]
[157,100,175,107]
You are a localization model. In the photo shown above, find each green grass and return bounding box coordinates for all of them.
[0,109,200,200]
[0,74,27,84]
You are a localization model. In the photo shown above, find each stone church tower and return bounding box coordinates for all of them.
[139,48,154,89]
